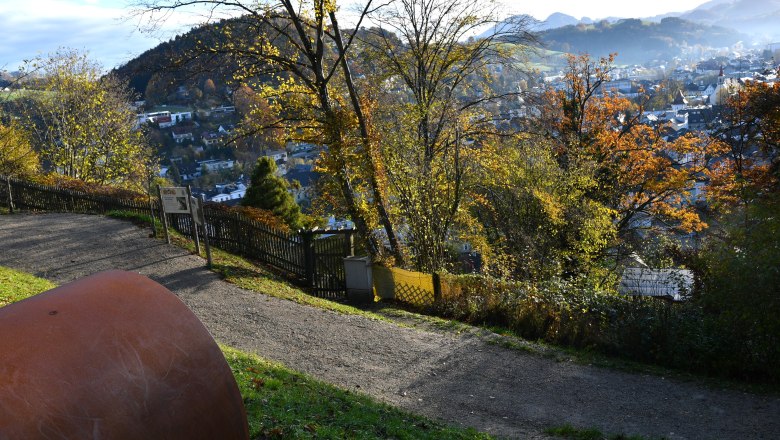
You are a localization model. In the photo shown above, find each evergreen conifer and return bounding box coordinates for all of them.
[242,157,302,230]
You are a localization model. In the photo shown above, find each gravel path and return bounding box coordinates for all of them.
[2,213,778,439]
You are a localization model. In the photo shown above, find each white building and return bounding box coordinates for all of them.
[209,183,247,203]
[198,159,235,173]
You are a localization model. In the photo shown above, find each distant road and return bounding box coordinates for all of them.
[2,213,779,440]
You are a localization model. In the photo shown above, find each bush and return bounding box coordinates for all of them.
[207,203,292,233]
[34,174,147,201]
[430,273,779,384]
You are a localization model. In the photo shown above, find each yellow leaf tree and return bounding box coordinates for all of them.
[0,120,40,179]
[17,49,152,188]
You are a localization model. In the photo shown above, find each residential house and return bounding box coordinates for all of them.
[211,105,236,114]
[263,149,288,163]
[198,159,235,173]
[156,115,175,129]
[174,163,201,181]
[678,108,715,131]
[202,132,222,146]
[172,126,194,143]
[137,111,170,127]
[671,90,688,112]
[208,183,247,204]
[170,111,193,124]
[601,79,633,95]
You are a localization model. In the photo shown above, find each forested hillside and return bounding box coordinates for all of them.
[539,17,742,64]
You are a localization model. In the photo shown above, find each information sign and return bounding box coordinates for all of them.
[160,187,190,214]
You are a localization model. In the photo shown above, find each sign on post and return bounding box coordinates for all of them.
[193,197,212,268]
[191,196,203,226]
[159,186,211,268]
[160,187,191,214]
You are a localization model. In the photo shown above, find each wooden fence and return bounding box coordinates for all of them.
[0,175,354,297]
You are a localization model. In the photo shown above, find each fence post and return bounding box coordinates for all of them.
[302,230,316,288]
[345,229,355,257]
[432,272,442,303]
[5,178,14,214]
[157,186,171,244]
[233,212,242,254]
[148,191,157,237]
[199,199,212,268]
[186,185,201,256]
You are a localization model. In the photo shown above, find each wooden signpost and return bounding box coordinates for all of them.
[159,186,211,267]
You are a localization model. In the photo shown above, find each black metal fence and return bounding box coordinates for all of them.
[0,175,354,296]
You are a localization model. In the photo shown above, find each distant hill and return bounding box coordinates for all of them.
[678,0,780,42]
[478,13,597,37]
[536,13,580,31]
[538,17,744,64]
[113,20,243,98]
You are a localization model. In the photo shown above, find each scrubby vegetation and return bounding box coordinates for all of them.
[430,258,779,384]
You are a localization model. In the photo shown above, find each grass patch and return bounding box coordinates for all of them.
[545,424,654,440]
[224,346,491,439]
[0,266,55,307]
[0,266,491,439]
[371,305,472,333]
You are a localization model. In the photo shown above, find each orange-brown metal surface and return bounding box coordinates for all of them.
[0,270,249,440]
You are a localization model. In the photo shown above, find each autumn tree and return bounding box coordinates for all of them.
[242,156,302,229]
[17,49,152,187]
[231,84,285,167]
[144,73,170,106]
[646,78,684,110]
[357,0,535,272]
[540,54,717,244]
[474,136,615,280]
[203,78,217,95]
[0,121,40,179]
[707,78,780,225]
[134,0,403,263]
[696,77,780,356]
[471,54,720,279]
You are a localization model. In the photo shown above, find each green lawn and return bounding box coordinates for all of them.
[0,266,55,307]
[0,265,491,439]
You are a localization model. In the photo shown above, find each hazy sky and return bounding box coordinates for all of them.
[1,0,713,71]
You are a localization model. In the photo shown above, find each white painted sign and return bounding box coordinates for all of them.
[160,187,190,214]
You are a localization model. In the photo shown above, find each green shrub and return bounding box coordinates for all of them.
[430,272,779,384]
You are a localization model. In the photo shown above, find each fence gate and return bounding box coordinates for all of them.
[302,230,354,298]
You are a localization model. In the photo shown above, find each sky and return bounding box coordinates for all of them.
[0,0,714,72]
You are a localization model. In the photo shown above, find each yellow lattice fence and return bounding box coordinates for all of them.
[372,266,437,307]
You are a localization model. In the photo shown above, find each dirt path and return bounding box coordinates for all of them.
[2,213,778,439]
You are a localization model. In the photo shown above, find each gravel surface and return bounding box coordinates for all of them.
[2,213,779,439]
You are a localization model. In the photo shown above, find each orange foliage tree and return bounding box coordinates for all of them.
[707,78,780,220]
[541,54,719,239]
